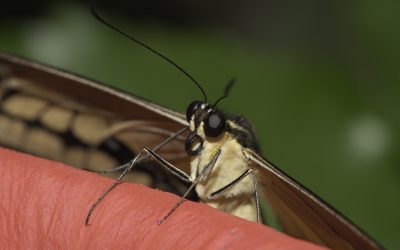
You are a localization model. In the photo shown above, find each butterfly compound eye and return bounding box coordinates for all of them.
[204,111,226,138]
[186,100,203,122]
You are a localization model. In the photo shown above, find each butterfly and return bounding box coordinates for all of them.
[0,1,383,249]
[0,51,381,250]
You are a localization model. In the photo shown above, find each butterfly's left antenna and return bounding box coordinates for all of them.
[90,0,208,103]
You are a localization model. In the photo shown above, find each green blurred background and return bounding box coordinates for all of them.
[1,0,399,248]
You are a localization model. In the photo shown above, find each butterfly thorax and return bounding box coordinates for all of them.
[189,119,258,221]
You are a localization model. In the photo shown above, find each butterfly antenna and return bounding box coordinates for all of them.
[90,0,207,103]
[213,77,236,107]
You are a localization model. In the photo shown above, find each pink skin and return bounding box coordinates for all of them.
[0,147,326,250]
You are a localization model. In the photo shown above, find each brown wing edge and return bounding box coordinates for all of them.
[248,150,383,250]
[0,52,188,126]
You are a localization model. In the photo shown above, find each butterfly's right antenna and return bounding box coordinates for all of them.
[213,77,236,107]
[90,0,208,103]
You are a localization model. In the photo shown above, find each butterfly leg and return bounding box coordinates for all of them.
[157,149,222,225]
[207,168,261,223]
[91,126,188,173]
[85,146,191,225]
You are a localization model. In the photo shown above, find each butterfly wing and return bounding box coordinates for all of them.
[248,150,382,249]
[0,52,191,195]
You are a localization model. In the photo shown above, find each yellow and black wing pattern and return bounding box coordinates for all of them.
[0,52,192,197]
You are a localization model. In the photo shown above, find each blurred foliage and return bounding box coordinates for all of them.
[1,1,399,248]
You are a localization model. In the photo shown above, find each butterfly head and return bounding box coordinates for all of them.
[184,100,227,156]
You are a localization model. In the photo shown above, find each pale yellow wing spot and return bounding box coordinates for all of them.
[72,113,109,145]
[2,95,48,121]
[40,106,74,133]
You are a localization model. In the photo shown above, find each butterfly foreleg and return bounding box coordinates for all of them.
[85,146,191,225]
[88,126,188,174]
[157,149,222,225]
